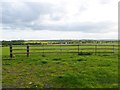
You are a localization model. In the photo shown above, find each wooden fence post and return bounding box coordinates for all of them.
[10,45,12,58]
[27,45,29,57]
[78,44,79,55]
[43,44,44,55]
[112,45,114,55]
[60,44,62,54]
[95,45,97,55]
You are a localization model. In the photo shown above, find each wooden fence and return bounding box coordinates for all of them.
[9,44,118,58]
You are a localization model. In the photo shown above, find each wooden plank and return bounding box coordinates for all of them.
[12,48,114,50]
[13,51,114,54]
[12,49,26,50]
[11,45,27,47]
[29,48,78,50]
[13,52,79,54]
[94,51,113,53]
[80,48,113,50]
[29,44,78,46]
[13,52,27,54]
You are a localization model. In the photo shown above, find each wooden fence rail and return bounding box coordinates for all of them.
[9,44,118,58]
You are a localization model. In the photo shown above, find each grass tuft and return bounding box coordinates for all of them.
[42,55,46,57]
[41,60,48,64]
[52,58,62,60]
[78,52,93,55]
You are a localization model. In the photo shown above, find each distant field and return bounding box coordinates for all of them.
[2,45,118,88]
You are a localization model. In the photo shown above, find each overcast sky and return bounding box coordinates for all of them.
[0,0,119,40]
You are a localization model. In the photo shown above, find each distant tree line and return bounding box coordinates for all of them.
[2,40,25,46]
[1,40,118,46]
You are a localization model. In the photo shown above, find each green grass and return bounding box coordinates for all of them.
[2,47,9,56]
[2,46,118,88]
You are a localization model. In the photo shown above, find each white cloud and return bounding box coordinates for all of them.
[0,29,117,40]
[0,0,118,40]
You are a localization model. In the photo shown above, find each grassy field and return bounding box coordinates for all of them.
[2,45,118,88]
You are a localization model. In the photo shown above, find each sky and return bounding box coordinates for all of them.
[0,0,119,40]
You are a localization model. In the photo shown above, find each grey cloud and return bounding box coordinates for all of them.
[99,0,112,4]
[7,21,114,33]
[79,5,87,12]
[1,2,115,33]
[50,13,64,21]
[1,2,65,28]
[1,2,54,24]
[48,22,114,33]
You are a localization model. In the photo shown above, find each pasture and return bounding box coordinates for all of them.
[2,44,118,88]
